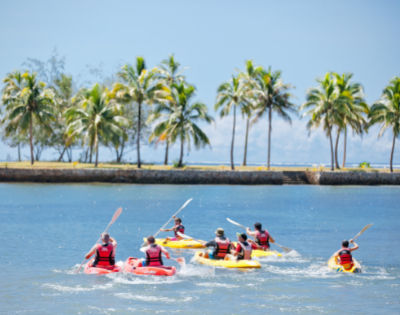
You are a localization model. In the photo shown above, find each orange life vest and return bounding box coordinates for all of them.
[214,236,231,258]
[145,244,163,267]
[93,243,115,267]
[254,229,270,249]
[338,248,353,265]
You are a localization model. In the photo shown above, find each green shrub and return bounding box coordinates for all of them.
[359,162,371,168]
[172,160,186,168]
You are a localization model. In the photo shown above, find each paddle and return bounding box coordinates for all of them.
[141,198,193,247]
[177,231,204,245]
[226,218,292,253]
[139,247,185,265]
[320,223,373,267]
[75,207,123,273]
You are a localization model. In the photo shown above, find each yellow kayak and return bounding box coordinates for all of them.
[231,242,282,258]
[327,256,362,273]
[142,238,205,249]
[194,252,261,269]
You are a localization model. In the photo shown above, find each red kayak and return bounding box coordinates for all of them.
[84,259,123,274]
[124,257,176,276]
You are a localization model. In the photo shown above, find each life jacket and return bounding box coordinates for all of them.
[93,243,115,267]
[338,248,353,265]
[214,236,231,258]
[237,241,252,260]
[255,229,270,249]
[145,244,163,267]
[174,224,185,238]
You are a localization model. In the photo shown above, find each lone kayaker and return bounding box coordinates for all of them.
[246,222,275,250]
[85,233,117,268]
[334,239,359,270]
[160,217,185,242]
[230,233,258,261]
[201,228,232,260]
[141,236,170,267]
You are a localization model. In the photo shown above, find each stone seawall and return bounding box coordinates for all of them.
[0,168,399,185]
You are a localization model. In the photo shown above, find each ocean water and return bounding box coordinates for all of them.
[0,184,399,314]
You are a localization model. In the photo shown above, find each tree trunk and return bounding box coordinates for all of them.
[95,136,99,167]
[390,132,396,173]
[137,101,142,168]
[329,127,334,171]
[68,147,72,162]
[89,143,93,163]
[29,115,34,165]
[342,127,347,168]
[58,146,67,162]
[242,116,249,166]
[335,129,340,169]
[178,134,184,167]
[267,105,272,170]
[85,147,89,163]
[230,105,236,170]
[18,142,21,162]
[164,140,169,165]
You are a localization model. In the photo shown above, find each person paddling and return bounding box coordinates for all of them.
[141,236,171,267]
[160,217,185,242]
[246,222,275,250]
[230,233,258,261]
[334,239,359,270]
[85,233,117,268]
[201,228,232,260]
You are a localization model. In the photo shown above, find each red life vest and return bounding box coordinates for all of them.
[255,229,270,249]
[93,243,115,267]
[338,248,353,265]
[145,244,163,267]
[174,224,185,238]
[237,241,252,260]
[214,236,231,258]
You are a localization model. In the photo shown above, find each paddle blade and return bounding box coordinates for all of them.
[227,218,246,229]
[353,223,373,241]
[177,232,192,239]
[111,207,123,224]
[175,257,186,265]
[281,246,292,253]
[181,198,193,209]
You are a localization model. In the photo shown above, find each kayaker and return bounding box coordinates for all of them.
[246,222,275,250]
[230,233,258,261]
[334,239,359,270]
[160,217,185,242]
[85,233,117,268]
[201,228,232,260]
[141,236,170,267]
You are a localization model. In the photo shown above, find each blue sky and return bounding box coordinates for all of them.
[1,0,399,165]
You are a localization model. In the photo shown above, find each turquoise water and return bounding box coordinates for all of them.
[1,184,399,314]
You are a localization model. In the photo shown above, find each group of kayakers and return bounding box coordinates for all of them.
[85,216,359,271]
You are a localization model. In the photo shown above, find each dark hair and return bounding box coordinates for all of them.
[147,236,155,244]
[342,240,349,247]
[240,233,247,241]
[175,218,182,223]
[254,222,262,230]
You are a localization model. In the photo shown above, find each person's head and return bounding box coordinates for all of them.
[215,228,225,237]
[101,233,110,243]
[147,236,155,245]
[174,218,182,225]
[254,222,262,231]
[237,232,247,242]
[342,240,349,248]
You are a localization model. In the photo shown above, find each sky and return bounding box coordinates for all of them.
[0,0,399,166]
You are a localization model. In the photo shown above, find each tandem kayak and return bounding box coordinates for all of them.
[194,252,261,269]
[142,238,205,249]
[231,242,282,258]
[84,259,123,275]
[327,257,362,273]
[124,257,176,276]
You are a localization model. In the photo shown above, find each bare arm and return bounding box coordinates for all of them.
[160,246,170,258]
[85,245,96,260]
[349,240,359,252]
[246,228,257,237]
[160,227,175,232]
[269,235,275,243]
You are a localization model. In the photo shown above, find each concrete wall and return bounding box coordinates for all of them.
[0,168,399,185]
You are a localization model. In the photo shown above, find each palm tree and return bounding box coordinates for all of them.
[65,83,128,167]
[112,57,163,168]
[238,60,262,166]
[368,77,400,173]
[214,76,247,170]
[300,73,350,171]
[333,73,368,168]
[157,55,187,165]
[249,67,296,170]
[1,71,56,165]
[148,83,214,167]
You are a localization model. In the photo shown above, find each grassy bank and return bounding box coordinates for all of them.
[0,161,397,173]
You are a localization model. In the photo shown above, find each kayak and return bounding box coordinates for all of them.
[124,257,176,276]
[84,259,123,274]
[142,238,205,249]
[232,242,282,258]
[194,251,261,269]
[327,256,362,273]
